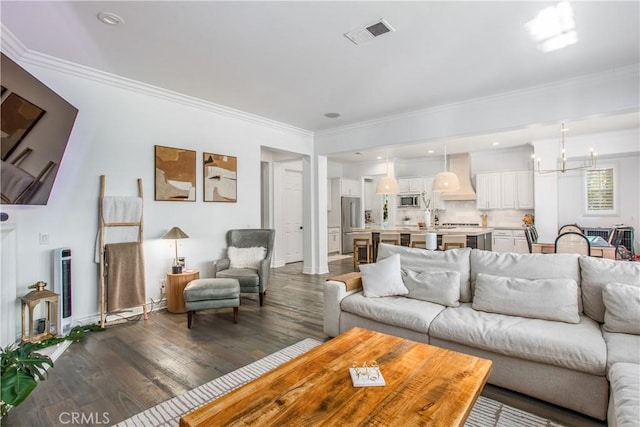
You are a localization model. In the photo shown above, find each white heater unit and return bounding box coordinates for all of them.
[53,248,72,335]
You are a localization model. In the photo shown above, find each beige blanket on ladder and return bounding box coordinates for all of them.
[105,242,146,312]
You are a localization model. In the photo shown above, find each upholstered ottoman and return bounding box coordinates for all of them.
[183,278,240,328]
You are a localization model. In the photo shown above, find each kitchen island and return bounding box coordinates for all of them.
[352,226,493,260]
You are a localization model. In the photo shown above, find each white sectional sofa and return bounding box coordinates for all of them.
[323,244,640,422]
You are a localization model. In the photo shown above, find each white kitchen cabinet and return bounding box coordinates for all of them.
[492,229,529,254]
[398,177,424,194]
[501,171,534,209]
[340,178,361,197]
[476,173,501,210]
[328,228,340,254]
[513,230,530,253]
[515,171,534,209]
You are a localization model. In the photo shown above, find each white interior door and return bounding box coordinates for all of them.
[284,169,303,263]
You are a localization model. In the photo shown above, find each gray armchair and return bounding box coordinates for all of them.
[213,229,275,306]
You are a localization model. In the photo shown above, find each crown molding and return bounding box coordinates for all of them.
[316,64,640,138]
[0,24,312,138]
[0,23,28,59]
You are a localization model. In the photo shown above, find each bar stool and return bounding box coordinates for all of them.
[379,232,401,246]
[441,235,467,250]
[352,232,373,271]
[409,233,426,249]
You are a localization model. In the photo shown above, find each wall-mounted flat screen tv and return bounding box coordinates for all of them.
[1,53,78,205]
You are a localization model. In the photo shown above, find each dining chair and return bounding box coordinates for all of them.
[554,231,591,256]
[558,224,583,234]
[524,227,534,253]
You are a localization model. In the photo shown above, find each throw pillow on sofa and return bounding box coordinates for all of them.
[228,246,266,269]
[359,254,408,298]
[472,272,580,324]
[603,282,640,335]
[401,270,461,307]
[579,256,640,323]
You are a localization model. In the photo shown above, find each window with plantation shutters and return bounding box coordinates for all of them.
[584,165,616,215]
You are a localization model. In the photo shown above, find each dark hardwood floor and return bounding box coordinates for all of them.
[4,257,604,426]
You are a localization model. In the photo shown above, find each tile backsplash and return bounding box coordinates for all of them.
[397,201,533,228]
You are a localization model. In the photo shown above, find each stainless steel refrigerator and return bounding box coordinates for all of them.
[341,196,361,253]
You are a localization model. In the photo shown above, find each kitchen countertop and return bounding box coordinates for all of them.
[355,226,493,236]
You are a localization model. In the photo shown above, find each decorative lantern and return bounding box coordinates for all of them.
[20,281,59,343]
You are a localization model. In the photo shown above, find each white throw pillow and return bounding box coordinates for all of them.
[603,282,640,335]
[360,254,408,298]
[402,270,461,307]
[472,272,580,324]
[228,246,266,269]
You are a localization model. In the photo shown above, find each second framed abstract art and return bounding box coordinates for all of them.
[203,152,237,202]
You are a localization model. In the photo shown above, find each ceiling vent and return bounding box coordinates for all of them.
[345,19,395,45]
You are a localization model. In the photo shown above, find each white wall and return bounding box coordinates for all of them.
[1,53,312,334]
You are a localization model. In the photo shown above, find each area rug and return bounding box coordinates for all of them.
[114,338,566,427]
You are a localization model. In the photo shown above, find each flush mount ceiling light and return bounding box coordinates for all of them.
[525,2,577,52]
[324,112,340,118]
[345,18,395,45]
[533,122,597,174]
[97,12,125,26]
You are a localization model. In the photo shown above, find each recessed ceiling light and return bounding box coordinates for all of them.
[376,156,383,160]
[97,12,125,26]
[427,150,434,154]
[492,142,500,146]
[324,112,340,118]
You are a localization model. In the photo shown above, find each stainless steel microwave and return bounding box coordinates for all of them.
[398,194,420,208]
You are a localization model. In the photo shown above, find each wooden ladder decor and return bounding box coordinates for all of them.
[98,175,148,328]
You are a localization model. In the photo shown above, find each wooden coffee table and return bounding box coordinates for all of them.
[180,327,492,426]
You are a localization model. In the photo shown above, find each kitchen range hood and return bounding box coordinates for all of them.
[441,153,477,201]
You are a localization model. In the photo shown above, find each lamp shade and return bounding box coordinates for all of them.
[162,226,189,240]
[376,176,400,195]
[433,171,460,192]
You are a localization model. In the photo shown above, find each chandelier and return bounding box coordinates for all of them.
[533,123,597,174]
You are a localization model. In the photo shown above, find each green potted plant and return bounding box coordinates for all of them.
[1,342,53,417]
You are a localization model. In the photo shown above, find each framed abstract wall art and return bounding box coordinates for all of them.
[154,145,196,201]
[203,152,237,202]
[1,92,46,161]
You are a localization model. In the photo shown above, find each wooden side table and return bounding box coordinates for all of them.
[166,270,199,313]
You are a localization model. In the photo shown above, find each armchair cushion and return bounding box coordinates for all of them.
[228,246,266,269]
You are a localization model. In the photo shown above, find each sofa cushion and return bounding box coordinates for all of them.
[359,254,408,298]
[603,331,640,369]
[429,303,606,375]
[603,282,640,335]
[401,270,460,307]
[377,244,472,302]
[470,249,581,303]
[580,256,640,323]
[472,272,580,324]
[608,362,640,427]
[340,292,446,334]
